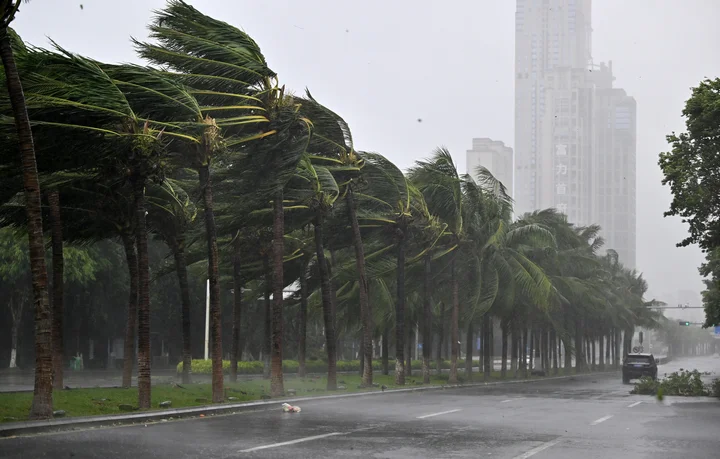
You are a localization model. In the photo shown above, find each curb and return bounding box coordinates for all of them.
[0,369,619,438]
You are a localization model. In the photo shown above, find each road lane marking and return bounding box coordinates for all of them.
[513,438,563,458]
[416,408,462,419]
[501,397,525,403]
[238,432,345,452]
[590,415,614,425]
[627,401,643,408]
[501,399,512,403]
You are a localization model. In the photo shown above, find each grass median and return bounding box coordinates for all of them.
[0,368,597,423]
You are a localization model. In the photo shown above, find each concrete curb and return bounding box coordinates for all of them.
[0,369,619,438]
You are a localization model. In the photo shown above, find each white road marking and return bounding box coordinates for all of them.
[627,401,643,408]
[416,408,462,419]
[501,399,513,403]
[512,438,563,458]
[238,432,345,452]
[590,415,614,425]
[501,397,525,403]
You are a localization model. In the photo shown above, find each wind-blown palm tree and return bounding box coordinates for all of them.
[0,2,52,419]
[409,148,464,384]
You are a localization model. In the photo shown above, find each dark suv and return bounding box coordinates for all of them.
[622,353,658,384]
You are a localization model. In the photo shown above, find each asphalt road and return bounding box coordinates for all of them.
[1,356,719,459]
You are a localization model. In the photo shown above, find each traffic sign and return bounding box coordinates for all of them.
[714,326,720,335]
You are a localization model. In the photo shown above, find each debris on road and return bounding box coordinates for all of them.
[281,403,301,413]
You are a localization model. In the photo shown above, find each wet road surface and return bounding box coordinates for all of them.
[1,356,719,459]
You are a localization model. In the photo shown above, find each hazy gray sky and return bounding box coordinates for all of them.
[14,1,720,305]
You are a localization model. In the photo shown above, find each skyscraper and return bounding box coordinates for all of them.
[514,0,637,268]
[466,138,514,196]
[514,0,593,218]
[593,62,637,268]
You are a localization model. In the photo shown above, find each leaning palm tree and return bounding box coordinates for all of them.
[146,180,197,384]
[0,3,52,419]
[138,0,311,397]
[9,43,204,408]
[408,147,464,384]
[296,92,374,386]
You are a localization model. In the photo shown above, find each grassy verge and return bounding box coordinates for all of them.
[0,368,605,422]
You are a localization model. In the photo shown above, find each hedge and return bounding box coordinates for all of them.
[177,358,467,375]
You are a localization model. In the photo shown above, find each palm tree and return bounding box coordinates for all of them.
[12,44,204,407]
[0,2,52,419]
[297,93,376,386]
[409,148,464,384]
[146,181,197,384]
[138,0,314,398]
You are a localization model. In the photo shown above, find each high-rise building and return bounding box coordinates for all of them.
[514,0,593,217]
[593,62,637,268]
[514,0,637,268]
[466,138,514,196]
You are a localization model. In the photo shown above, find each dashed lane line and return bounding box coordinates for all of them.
[590,415,614,425]
[512,438,563,458]
[416,409,462,419]
[627,401,643,408]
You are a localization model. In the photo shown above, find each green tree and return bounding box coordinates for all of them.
[659,78,720,251]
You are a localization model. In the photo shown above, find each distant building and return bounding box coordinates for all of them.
[593,62,637,268]
[514,0,593,217]
[466,138,514,196]
[514,0,637,268]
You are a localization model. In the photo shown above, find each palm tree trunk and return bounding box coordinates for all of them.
[501,319,508,378]
[465,321,473,380]
[262,260,271,379]
[198,165,223,403]
[230,234,243,383]
[132,176,152,410]
[422,254,432,384]
[48,190,65,390]
[521,326,528,377]
[598,335,605,370]
[550,329,560,374]
[436,302,445,375]
[395,231,406,385]
[511,324,518,376]
[1,24,53,420]
[270,191,285,396]
[171,236,193,385]
[121,234,138,388]
[574,319,584,372]
[297,258,309,378]
[314,211,337,390]
[528,328,535,373]
[346,186,373,386]
[448,255,460,384]
[405,320,411,378]
[485,317,493,378]
[381,324,389,375]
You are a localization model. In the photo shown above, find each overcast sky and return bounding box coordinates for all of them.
[14,0,720,306]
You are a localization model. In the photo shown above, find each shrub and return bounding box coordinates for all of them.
[631,370,711,397]
[630,376,659,395]
[709,378,720,398]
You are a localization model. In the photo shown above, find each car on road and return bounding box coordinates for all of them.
[622,353,658,384]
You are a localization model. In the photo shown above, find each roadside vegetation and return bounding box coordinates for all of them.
[1,0,669,421]
[631,369,720,398]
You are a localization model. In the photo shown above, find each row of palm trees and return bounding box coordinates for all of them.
[0,0,659,419]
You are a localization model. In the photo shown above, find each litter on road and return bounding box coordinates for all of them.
[282,403,301,413]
